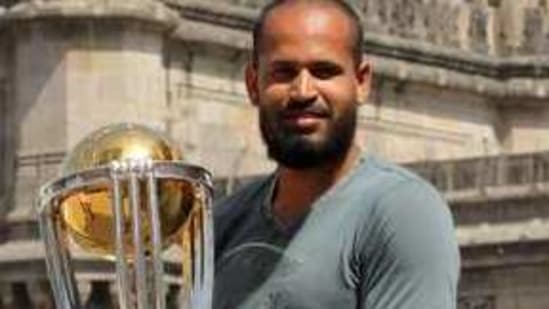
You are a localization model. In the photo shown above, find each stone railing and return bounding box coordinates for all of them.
[358,0,549,57]
[407,151,549,196]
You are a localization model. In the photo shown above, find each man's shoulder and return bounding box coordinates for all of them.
[352,154,436,197]
[354,157,460,307]
[345,155,449,226]
[358,155,451,227]
[360,155,426,184]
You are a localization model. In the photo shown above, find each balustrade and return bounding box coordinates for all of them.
[407,152,549,196]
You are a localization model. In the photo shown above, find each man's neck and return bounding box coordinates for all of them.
[272,145,361,226]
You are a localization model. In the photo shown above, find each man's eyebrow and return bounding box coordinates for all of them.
[268,60,341,67]
[269,60,298,67]
[310,60,341,68]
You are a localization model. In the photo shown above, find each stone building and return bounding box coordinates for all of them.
[0,0,548,308]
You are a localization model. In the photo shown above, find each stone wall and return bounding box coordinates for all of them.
[13,22,69,156]
[63,20,169,147]
[8,22,71,220]
[360,78,501,162]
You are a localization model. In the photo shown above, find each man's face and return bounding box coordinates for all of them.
[246,3,371,169]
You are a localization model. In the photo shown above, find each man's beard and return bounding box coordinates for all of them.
[259,103,357,169]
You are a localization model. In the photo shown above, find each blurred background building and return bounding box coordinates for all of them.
[1,0,549,308]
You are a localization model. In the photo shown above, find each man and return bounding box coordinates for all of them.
[213,0,460,308]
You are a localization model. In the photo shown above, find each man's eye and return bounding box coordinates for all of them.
[271,68,296,80]
[311,65,341,79]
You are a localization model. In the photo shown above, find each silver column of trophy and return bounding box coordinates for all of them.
[36,123,213,308]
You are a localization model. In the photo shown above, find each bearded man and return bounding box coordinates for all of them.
[213,1,460,308]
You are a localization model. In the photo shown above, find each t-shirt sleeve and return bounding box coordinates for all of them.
[359,179,460,309]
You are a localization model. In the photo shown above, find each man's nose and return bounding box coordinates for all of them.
[290,69,317,102]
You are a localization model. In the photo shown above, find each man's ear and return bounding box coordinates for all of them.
[245,62,260,106]
[356,59,372,104]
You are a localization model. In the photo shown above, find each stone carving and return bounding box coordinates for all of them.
[521,8,544,54]
[469,6,490,53]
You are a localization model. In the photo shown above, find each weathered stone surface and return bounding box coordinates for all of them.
[460,263,549,309]
[13,23,68,155]
[521,8,544,55]
[358,79,501,161]
[63,21,169,146]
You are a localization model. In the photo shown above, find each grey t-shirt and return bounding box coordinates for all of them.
[213,156,460,309]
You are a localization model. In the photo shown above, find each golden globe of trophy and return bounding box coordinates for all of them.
[36,123,213,309]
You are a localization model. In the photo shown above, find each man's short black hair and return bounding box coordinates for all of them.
[252,0,364,68]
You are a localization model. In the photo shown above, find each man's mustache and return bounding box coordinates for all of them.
[281,100,331,117]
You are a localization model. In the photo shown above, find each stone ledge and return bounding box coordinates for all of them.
[0,239,188,283]
[370,55,549,101]
[163,0,254,31]
[0,217,38,243]
[364,33,549,80]
[461,240,549,269]
[172,18,250,51]
[446,185,549,205]
[1,0,179,30]
[458,218,549,247]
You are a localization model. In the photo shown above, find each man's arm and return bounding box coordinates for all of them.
[359,180,460,309]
